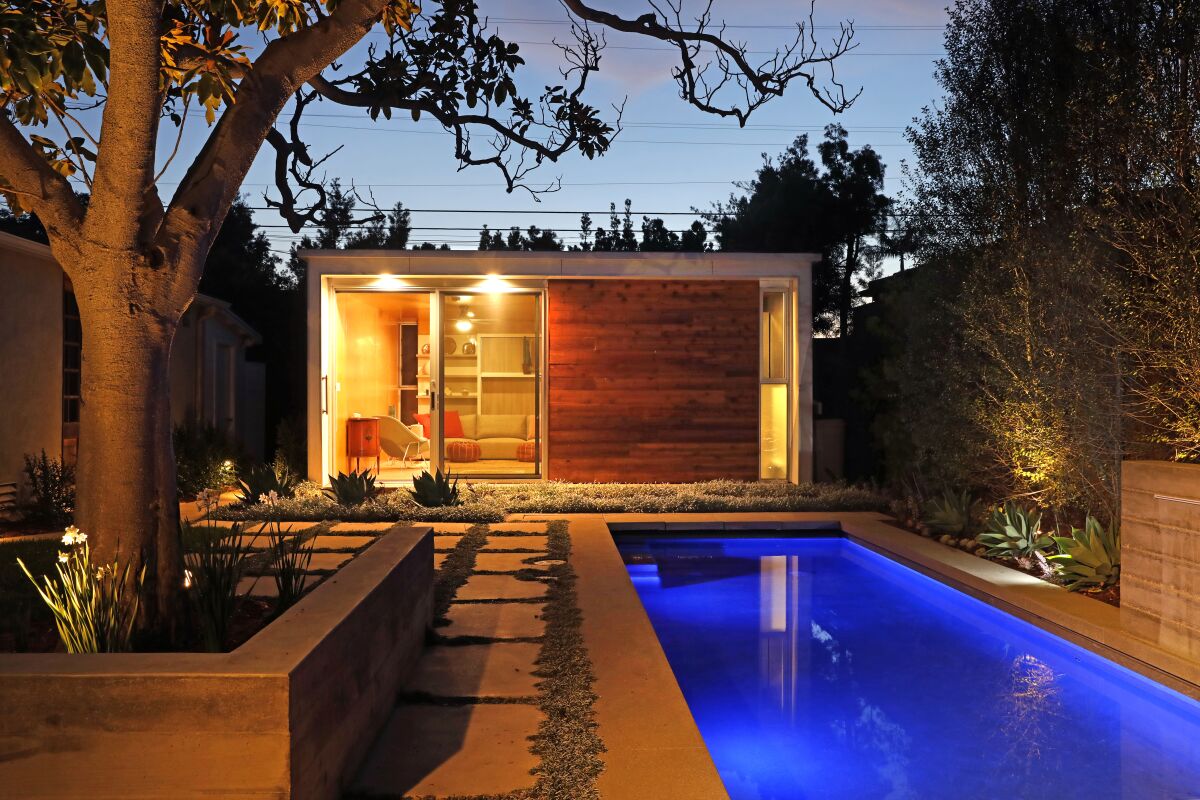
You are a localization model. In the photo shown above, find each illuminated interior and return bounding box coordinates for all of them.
[329,285,541,482]
[760,290,791,479]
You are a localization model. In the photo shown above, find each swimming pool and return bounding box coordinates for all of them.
[617,535,1200,800]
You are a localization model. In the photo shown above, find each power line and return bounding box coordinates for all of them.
[290,121,912,146]
[482,17,945,32]
[362,35,945,57]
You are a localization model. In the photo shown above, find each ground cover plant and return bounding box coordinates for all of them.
[211,479,888,523]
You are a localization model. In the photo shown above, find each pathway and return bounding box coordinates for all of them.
[348,521,592,799]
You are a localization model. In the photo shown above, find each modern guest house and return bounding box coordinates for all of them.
[303,251,815,485]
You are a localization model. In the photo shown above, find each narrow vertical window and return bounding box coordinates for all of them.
[62,281,82,466]
[760,290,789,479]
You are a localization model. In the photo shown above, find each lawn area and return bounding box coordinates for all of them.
[210,480,888,522]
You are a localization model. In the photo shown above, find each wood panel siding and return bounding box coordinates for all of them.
[547,280,760,482]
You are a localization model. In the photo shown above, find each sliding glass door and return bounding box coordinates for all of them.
[327,285,542,484]
[436,290,542,478]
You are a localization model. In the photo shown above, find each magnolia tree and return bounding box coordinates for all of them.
[0,0,856,637]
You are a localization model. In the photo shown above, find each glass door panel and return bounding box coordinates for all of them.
[330,290,434,484]
[439,291,541,477]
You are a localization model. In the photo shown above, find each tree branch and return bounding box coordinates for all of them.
[560,0,858,123]
[159,0,394,278]
[84,0,167,254]
[0,114,87,247]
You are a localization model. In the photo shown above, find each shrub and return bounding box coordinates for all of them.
[1050,515,1120,591]
[174,422,238,499]
[183,511,258,651]
[410,468,461,507]
[22,450,74,526]
[236,462,300,504]
[922,489,979,538]
[17,527,144,653]
[976,501,1053,560]
[325,469,380,507]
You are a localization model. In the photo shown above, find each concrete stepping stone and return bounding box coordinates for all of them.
[434,535,462,550]
[329,522,396,531]
[406,642,541,698]
[457,574,547,601]
[351,704,542,798]
[443,602,545,639]
[305,552,352,572]
[308,535,374,551]
[482,535,548,551]
[474,552,548,572]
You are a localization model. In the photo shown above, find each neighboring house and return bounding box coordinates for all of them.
[0,231,265,500]
[302,250,815,484]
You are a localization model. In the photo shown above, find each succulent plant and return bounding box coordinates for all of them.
[409,468,461,508]
[235,463,300,504]
[324,469,379,507]
[923,489,979,538]
[1050,515,1120,591]
[977,501,1052,559]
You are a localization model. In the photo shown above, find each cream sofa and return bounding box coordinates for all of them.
[447,414,536,460]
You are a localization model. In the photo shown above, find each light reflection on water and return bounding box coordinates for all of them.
[619,536,1200,800]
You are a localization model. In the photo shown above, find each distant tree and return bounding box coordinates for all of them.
[713,126,890,334]
[478,224,564,251]
[639,216,679,251]
[345,201,412,249]
[680,220,709,252]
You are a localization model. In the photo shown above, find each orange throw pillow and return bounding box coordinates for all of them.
[413,411,465,439]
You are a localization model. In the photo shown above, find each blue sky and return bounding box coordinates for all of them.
[152,1,950,257]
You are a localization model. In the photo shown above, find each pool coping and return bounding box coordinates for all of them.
[515,511,1200,709]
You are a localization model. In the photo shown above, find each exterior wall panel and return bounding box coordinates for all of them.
[547,279,759,482]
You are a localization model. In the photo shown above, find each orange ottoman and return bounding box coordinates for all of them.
[446,440,481,462]
[516,441,540,462]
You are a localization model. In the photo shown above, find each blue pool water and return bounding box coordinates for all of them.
[617,536,1200,800]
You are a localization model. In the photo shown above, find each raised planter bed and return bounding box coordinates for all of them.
[0,526,433,800]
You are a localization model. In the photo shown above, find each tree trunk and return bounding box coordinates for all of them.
[840,240,856,336]
[72,271,185,644]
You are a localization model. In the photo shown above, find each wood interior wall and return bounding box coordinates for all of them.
[547,279,760,482]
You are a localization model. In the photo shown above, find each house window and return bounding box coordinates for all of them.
[62,282,82,465]
[760,289,790,479]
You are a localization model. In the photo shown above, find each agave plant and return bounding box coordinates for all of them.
[236,462,300,504]
[923,489,979,538]
[977,501,1052,559]
[1050,515,1120,591]
[410,468,461,508]
[325,469,380,507]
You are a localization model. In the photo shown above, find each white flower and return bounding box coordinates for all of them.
[61,525,82,546]
[259,490,279,507]
[58,552,69,563]
[197,488,219,510]
[74,531,86,543]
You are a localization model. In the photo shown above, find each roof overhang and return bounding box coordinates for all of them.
[301,249,815,282]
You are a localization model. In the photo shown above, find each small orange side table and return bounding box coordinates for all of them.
[346,417,381,475]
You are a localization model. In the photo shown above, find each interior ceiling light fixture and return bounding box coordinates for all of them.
[478,275,514,294]
[371,275,406,290]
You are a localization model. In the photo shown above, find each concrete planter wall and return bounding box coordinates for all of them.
[0,527,432,800]
[1122,461,1200,659]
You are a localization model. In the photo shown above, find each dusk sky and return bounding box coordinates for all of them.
[152,0,951,259]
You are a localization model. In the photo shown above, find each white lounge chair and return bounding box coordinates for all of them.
[379,415,429,466]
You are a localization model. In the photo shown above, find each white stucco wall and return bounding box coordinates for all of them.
[0,232,63,492]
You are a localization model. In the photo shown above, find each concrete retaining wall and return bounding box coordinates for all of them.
[1122,461,1200,660]
[0,527,432,800]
